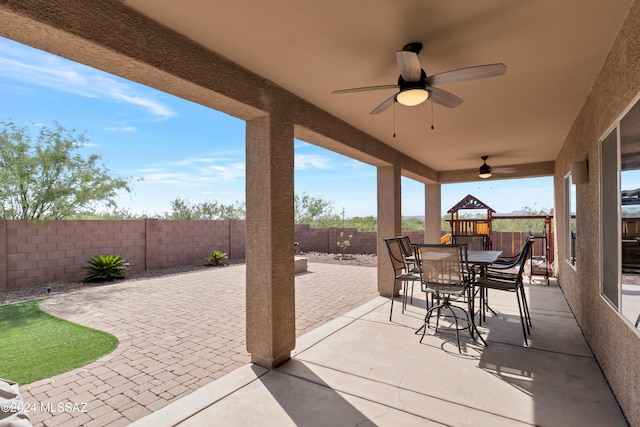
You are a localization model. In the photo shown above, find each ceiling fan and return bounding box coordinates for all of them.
[478,156,516,179]
[332,42,506,115]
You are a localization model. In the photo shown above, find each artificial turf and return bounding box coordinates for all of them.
[0,299,118,385]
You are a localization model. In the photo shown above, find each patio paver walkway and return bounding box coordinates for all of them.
[18,262,377,427]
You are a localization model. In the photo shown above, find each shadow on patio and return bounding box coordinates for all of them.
[132,277,628,427]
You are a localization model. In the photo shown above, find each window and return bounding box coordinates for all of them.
[565,173,576,267]
[601,94,640,329]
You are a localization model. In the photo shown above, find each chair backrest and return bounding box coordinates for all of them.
[486,237,535,282]
[513,237,535,281]
[413,243,469,289]
[399,236,414,258]
[451,234,488,251]
[383,237,408,274]
[514,236,535,265]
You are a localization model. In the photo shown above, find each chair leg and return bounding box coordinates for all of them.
[389,279,398,321]
[466,294,487,347]
[515,290,529,345]
[465,307,487,347]
[516,286,531,335]
[420,303,441,340]
[419,306,436,342]
[484,288,497,316]
[443,303,462,353]
[410,281,415,304]
[434,305,443,331]
[401,280,408,314]
[520,285,532,328]
[420,299,485,353]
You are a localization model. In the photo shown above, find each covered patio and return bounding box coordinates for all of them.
[132,277,627,426]
[1,1,640,425]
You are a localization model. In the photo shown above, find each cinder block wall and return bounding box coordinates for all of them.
[1,218,540,291]
[3,220,146,289]
[0,220,402,290]
[294,225,380,254]
[156,220,230,267]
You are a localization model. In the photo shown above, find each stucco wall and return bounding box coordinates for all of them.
[555,1,640,424]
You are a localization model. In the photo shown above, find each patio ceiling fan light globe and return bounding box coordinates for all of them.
[396,88,429,106]
[479,164,492,179]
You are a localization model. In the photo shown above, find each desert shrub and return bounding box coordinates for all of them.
[83,254,129,282]
[205,250,228,266]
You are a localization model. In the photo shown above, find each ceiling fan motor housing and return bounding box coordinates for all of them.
[479,156,492,178]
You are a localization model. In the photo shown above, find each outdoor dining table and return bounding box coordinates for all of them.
[466,250,503,266]
[406,249,502,266]
[466,250,503,326]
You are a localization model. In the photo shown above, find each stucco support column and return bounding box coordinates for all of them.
[425,183,442,243]
[245,114,295,368]
[377,165,402,296]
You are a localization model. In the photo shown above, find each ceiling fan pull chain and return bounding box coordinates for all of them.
[393,103,396,138]
[431,102,435,130]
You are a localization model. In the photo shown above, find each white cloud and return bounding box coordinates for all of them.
[200,163,245,180]
[295,153,334,170]
[134,154,246,190]
[169,157,221,166]
[0,38,175,120]
[103,126,137,132]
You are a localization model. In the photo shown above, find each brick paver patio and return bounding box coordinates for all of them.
[18,262,378,427]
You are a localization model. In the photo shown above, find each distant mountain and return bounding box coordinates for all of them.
[496,210,528,216]
[402,209,545,220]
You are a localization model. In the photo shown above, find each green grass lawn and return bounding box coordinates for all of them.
[0,299,118,385]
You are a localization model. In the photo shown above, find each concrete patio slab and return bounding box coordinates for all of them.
[131,279,628,427]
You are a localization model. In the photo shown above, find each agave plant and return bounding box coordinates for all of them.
[83,254,129,282]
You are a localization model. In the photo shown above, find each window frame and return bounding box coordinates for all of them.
[599,89,640,332]
[565,172,576,269]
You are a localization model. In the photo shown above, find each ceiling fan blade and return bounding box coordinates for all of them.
[493,167,517,174]
[426,63,507,87]
[396,50,422,81]
[331,84,399,95]
[370,94,397,115]
[428,87,463,108]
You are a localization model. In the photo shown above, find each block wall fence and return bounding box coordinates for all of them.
[0,219,546,291]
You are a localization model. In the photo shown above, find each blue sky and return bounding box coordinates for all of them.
[0,36,554,217]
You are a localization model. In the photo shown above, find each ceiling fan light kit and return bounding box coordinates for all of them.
[479,156,492,179]
[396,88,429,106]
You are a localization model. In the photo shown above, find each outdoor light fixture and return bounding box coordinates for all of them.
[396,88,430,106]
[479,156,492,179]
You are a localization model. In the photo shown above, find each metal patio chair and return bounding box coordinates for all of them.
[413,243,487,352]
[384,237,422,321]
[476,237,534,345]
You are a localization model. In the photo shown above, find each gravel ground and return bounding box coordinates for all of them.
[0,252,377,306]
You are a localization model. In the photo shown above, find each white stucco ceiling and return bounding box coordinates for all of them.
[125,0,633,175]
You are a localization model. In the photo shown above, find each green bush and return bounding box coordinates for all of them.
[83,254,129,282]
[205,250,228,266]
